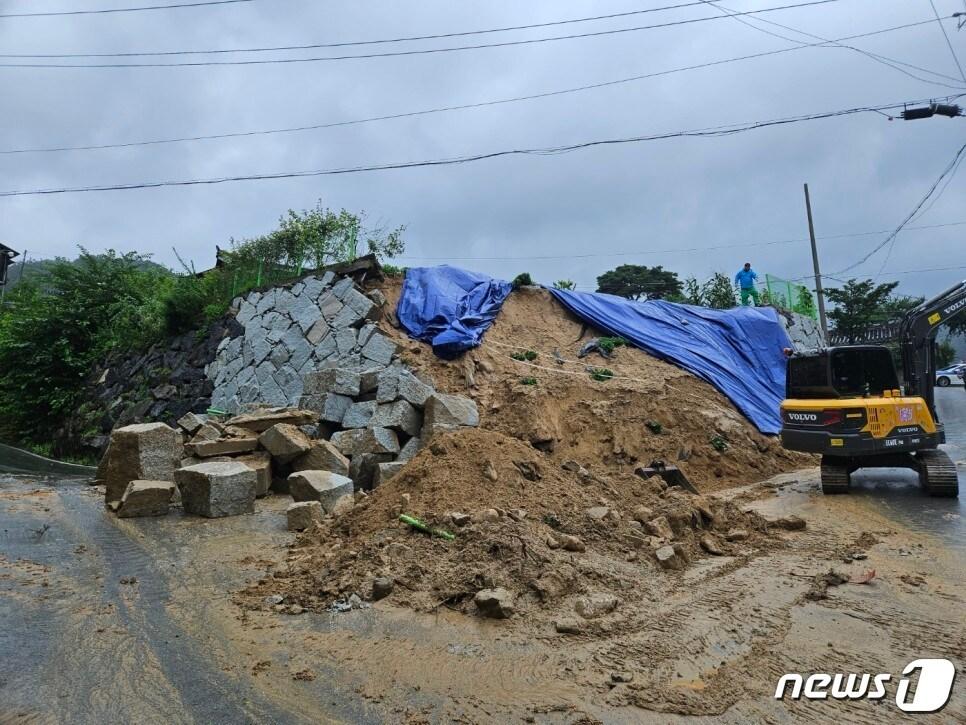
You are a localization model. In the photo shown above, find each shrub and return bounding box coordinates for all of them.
[589,367,615,382]
[521,377,538,385]
[0,250,174,444]
[710,435,728,452]
[512,272,533,288]
[646,420,663,434]
[598,336,627,355]
[553,279,576,290]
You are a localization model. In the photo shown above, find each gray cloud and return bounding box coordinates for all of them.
[0,0,964,300]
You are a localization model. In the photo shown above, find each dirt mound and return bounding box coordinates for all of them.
[239,279,810,626]
[381,281,809,493]
[238,427,781,624]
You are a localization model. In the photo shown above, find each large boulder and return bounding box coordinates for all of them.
[258,423,311,464]
[371,400,422,437]
[349,453,395,490]
[100,422,182,507]
[186,436,259,458]
[422,393,479,440]
[292,440,350,476]
[376,368,433,406]
[224,408,316,433]
[115,480,175,518]
[232,451,273,498]
[330,427,400,457]
[287,501,324,531]
[303,368,361,397]
[175,461,257,518]
[373,461,406,488]
[287,470,354,513]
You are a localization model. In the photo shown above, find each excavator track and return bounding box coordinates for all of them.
[820,456,851,495]
[917,449,959,498]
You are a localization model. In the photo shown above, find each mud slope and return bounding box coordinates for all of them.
[378,280,810,493]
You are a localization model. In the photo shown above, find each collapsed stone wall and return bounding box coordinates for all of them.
[207,272,397,412]
[780,311,825,350]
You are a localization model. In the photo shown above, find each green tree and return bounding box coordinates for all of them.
[0,250,173,444]
[936,339,956,367]
[596,264,682,300]
[553,279,576,290]
[671,273,735,309]
[825,278,900,343]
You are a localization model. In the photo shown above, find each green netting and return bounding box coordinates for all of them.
[764,273,817,319]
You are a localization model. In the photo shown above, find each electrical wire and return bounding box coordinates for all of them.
[394,219,966,262]
[0,18,945,156]
[0,2,753,58]
[929,0,966,83]
[697,0,965,89]
[0,98,937,198]
[0,0,253,19]
[0,0,845,68]
[833,141,966,277]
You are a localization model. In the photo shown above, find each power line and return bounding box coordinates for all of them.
[0,0,846,68]
[395,219,966,262]
[0,18,944,156]
[0,1,743,58]
[0,0,253,19]
[0,97,943,197]
[697,0,965,89]
[876,145,966,275]
[928,0,966,83]
[834,141,966,276]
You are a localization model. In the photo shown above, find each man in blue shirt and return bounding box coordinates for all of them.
[735,262,760,306]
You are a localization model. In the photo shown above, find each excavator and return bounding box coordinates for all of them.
[780,280,966,497]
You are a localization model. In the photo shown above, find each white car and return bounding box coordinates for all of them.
[936,363,966,387]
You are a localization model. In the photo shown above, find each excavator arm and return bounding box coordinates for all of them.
[897,279,966,420]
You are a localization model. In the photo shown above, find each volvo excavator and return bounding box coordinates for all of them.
[780,280,965,497]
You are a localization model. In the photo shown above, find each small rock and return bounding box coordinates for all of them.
[725,528,750,542]
[555,534,585,552]
[371,576,394,601]
[482,460,499,482]
[585,506,611,521]
[699,535,724,555]
[773,515,807,531]
[449,512,472,527]
[561,460,581,473]
[655,544,686,570]
[263,594,284,606]
[473,508,500,524]
[574,593,619,619]
[644,515,674,540]
[631,505,653,523]
[554,617,583,634]
[507,509,528,522]
[611,672,634,683]
[474,587,515,619]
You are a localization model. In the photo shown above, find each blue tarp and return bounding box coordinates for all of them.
[547,288,791,434]
[396,266,513,359]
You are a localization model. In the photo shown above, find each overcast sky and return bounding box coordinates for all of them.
[1,0,964,299]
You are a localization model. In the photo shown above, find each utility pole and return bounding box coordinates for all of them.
[803,184,828,338]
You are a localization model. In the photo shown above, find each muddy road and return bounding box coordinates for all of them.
[1,388,964,723]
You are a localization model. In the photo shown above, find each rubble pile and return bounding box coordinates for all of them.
[240,427,788,624]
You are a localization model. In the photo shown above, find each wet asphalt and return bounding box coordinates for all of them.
[846,386,966,549]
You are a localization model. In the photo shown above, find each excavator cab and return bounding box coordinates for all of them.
[780,280,965,498]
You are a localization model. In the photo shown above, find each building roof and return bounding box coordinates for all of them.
[0,243,19,258]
